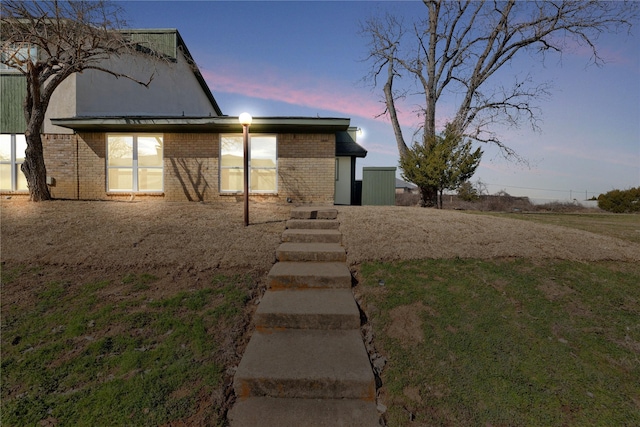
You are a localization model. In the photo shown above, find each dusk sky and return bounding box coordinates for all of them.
[118,1,640,203]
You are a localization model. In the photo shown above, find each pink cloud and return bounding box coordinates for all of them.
[200,60,418,126]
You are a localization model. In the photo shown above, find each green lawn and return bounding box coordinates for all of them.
[1,269,255,426]
[359,259,640,426]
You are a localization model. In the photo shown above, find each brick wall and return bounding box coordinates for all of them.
[163,133,218,202]
[35,131,336,204]
[42,134,77,199]
[278,133,336,204]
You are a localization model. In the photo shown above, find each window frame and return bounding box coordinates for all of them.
[0,134,28,192]
[219,133,278,194]
[106,133,164,193]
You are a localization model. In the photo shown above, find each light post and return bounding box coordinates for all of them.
[239,112,252,226]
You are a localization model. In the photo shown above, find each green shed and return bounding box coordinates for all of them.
[362,167,396,205]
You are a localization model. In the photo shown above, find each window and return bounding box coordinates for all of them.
[220,134,277,193]
[107,134,163,192]
[0,134,28,192]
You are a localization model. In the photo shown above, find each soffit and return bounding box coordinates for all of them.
[50,116,351,134]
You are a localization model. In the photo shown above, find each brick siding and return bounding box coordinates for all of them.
[32,131,336,204]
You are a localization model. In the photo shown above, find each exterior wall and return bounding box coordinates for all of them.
[334,156,352,205]
[42,134,78,198]
[35,131,336,204]
[278,133,335,204]
[75,53,216,117]
[164,133,219,202]
[0,74,28,133]
[43,75,76,134]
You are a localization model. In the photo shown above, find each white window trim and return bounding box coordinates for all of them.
[106,133,164,193]
[0,134,27,192]
[219,133,278,194]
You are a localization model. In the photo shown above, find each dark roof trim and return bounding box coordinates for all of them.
[335,130,367,158]
[50,116,351,134]
[173,30,223,116]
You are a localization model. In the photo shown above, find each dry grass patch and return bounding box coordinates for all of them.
[337,206,640,264]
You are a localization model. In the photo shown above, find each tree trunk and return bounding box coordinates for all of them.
[419,185,438,208]
[22,132,51,201]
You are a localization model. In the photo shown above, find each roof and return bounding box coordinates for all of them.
[396,178,417,189]
[335,130,368,158]
[50,116,351,134]
[123,29,222,116]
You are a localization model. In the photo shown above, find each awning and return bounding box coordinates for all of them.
[50,116,351,134]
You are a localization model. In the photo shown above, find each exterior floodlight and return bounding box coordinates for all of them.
[239,113,252,226]
[239,112,252,126]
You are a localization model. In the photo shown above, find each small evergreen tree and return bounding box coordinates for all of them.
[400,125,482,208]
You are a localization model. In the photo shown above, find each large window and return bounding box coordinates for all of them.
[0,134,28,192]
[220,134,277,193]
[107,134,163,192]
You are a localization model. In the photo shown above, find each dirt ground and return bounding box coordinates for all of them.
[2,200,639,286]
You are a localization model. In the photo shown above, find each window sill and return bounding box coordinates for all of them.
[106,192,164,196]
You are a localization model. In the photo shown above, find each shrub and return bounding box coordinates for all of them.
[457,181,479,202]
[597,187,640,213]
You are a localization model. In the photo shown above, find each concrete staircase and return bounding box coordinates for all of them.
[229,207,380,426]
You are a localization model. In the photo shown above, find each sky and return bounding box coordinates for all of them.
[118,0,640,203]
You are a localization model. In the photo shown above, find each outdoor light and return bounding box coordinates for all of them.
[239,112,252,226]
[239,112,253,126]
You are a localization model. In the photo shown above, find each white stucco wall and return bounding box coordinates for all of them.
[44,74,77,134]
[75,50,216,117]
[43,46,217,134]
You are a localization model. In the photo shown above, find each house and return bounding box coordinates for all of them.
[1,28,367,204]
[395,178,418,194]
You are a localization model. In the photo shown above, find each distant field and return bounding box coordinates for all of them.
[478,212,640,244]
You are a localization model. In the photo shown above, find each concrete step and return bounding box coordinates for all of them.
[276,243,346,263]
[290,207,338,220]
[282,228,342,244]
[268,262,352,289]
[255,289,360,330]
[228,397,380,427]
[286,219,340,230]
[234,329,375,400]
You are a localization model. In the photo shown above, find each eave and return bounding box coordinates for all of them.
[50,116,351,134]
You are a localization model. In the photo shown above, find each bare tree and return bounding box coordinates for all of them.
[362,0,637,160]
[1,1,157,201]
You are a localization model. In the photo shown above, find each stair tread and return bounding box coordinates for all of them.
[228,397,380,427]
[267,262,352,289]
[234,329,375,399]
[286,219,340,230]
[256,289,360,329]
[276,243,346,262]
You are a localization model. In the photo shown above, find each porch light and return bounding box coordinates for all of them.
[239,112,252,226]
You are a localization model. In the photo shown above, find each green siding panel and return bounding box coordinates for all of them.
[1,74,27,133]
[362,167,396,206]
[126,31,177,60]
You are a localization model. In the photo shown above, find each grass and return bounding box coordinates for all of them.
[1,270,256,426]
[477,212,640,244]
[359,258,640,426]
